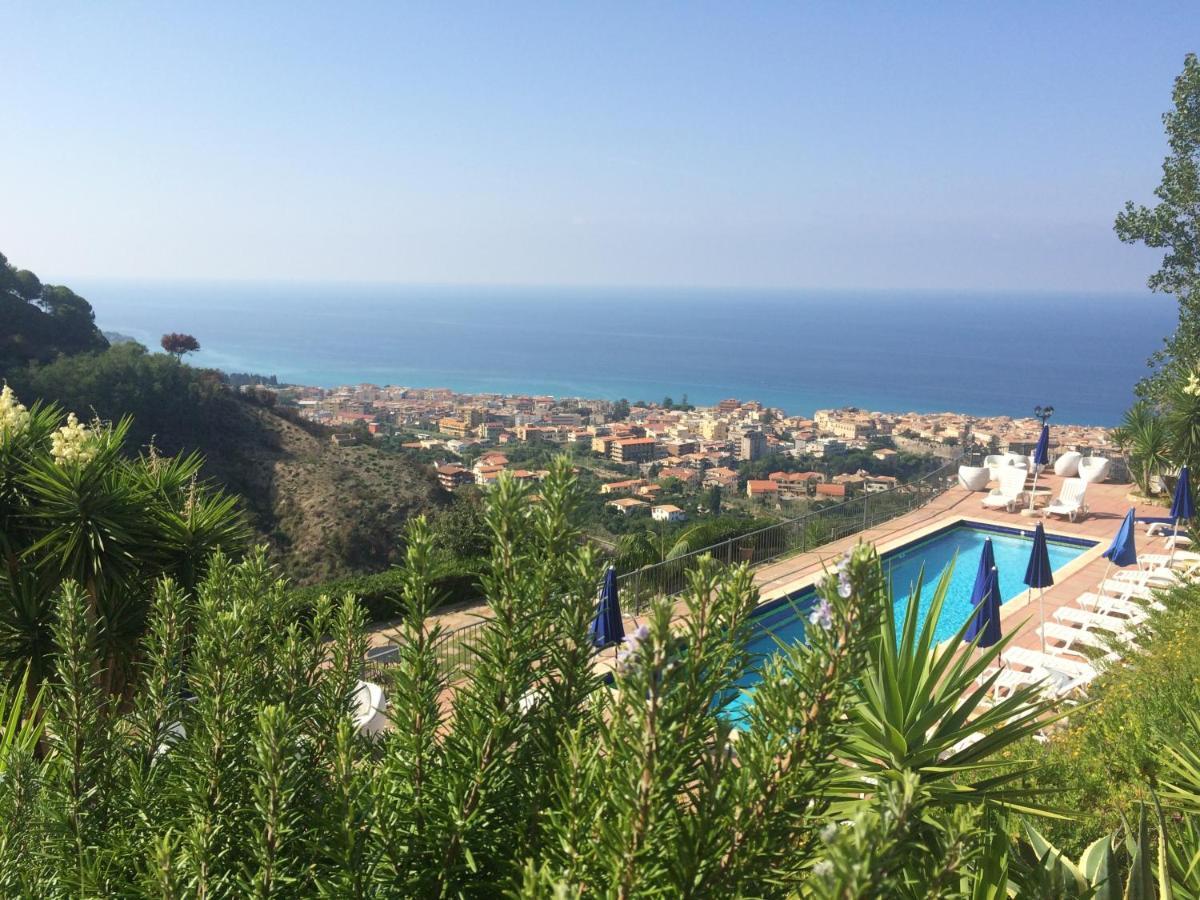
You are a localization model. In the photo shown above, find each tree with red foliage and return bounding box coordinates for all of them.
[160,332,200,358]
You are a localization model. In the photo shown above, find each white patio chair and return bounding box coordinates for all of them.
[984,454,1007,481]
[1054,451,1082,477]
[1077,456,1111,484]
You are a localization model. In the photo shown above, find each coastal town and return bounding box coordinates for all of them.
[258,381,1119,521]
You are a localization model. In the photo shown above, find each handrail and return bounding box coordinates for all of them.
[615,454,963,612]
[370,453,964,679]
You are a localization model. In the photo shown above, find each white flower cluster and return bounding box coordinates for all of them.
[1185,370,1200,397]
[50,413,99,467]
[0,385,31,443]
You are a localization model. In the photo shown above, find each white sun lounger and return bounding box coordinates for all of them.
[1147,521,1191,542]
[1114,559,1200,588]
[988,661,1097,702]
[1004,645,1094,676]
[1077,592,1164,619]
[1037,622,1126,661]
[1135,551,1200,570]
[1043,478,1089,522]
[1055,605,1145,630]
[981,467,1028,513]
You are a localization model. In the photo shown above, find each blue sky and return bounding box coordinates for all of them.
[3,2,1193,289]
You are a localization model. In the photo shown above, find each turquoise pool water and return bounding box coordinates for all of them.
[727,522,1094,723]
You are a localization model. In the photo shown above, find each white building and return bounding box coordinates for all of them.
[651,504,686,523]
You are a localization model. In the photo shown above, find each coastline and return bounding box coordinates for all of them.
[82,282,1172,427]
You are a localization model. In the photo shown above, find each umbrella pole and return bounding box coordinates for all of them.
[1039,586,1046,654]
[1028,467,1039,511]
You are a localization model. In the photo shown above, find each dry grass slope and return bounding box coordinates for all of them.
[193,401,446,584]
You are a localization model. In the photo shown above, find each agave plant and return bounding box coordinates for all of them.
[1008,804,1171,899]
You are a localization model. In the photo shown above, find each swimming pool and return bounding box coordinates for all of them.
[728,521,1095,721]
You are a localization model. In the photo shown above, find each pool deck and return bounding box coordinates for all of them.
[594,472,1169,677]
[367,471,1171,680]
[740,472,1167,658]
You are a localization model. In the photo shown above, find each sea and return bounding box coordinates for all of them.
[76,281,1177,427]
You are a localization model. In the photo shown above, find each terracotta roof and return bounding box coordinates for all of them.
[746,480,779,492]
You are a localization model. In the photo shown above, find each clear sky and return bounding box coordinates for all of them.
[3,2,1193,290]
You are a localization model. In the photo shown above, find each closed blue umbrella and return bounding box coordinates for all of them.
[1102,509,1138,568]
[589,566,625,650]
[1026,424,1051,510]
[1033,424,1051,468]
[1023,522,1054,651]
[1099,508,1138,607]
[1171,467,1194,551]
[965,540,1002,648]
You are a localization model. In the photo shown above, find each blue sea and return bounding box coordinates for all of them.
[77,281,1176,426]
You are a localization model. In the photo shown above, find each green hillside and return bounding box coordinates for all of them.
[0,252,444,583]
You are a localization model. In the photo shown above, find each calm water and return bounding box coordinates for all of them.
[78,281,1174,425]
[726,523,1093,722]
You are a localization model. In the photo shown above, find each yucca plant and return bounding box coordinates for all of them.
[841,562,1065,815]
[1114,402,1174,496]
[0,388,247,694]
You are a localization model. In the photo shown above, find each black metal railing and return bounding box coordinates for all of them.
[369,454,964,682]
[616,456,963,613]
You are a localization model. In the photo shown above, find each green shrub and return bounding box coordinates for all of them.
[0,458,1060,895]
[290,563,483,623]
[1007,579,1200,855]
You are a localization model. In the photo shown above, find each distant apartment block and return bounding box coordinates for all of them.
[657,466,700,486]
[435,463,473,491]
[437,417,475,439]
[745,479,779,500]
[768,470,823,500]
[739,430,767,462]
[476,421,505,441]
[474,465,506,488]
[591,435,619,455]
[600,478,647,495]
[611,437,657,464]
[699,419,728,441]
[663,439,699,457]
[864,475,898,493]
[803,438,846,458]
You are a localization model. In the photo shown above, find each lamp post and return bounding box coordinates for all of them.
[1021,405,1055,516]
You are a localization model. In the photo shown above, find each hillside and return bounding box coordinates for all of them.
[1,252,444,583]
[198,396,446,583]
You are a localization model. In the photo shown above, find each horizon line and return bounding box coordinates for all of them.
[62,274,1158,297]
